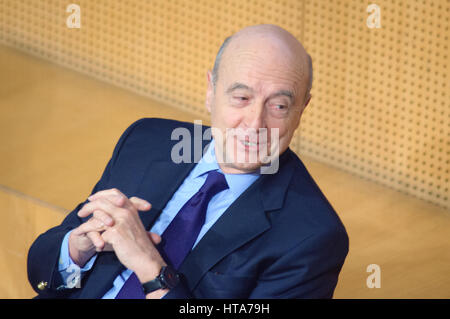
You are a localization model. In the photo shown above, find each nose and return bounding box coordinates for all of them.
[244,99,266,131]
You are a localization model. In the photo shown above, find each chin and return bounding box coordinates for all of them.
[222,161,263,174]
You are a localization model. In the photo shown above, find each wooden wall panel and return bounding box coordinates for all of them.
[1,0,448,207]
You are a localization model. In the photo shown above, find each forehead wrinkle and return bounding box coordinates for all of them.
[248,67,302,99]
[226,82,253,94]
[224,69,301,100]
[227,59,302,85]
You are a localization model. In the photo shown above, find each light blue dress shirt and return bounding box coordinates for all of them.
[58,139,260,298]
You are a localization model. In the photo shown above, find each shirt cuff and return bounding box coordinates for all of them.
[57,230,98,289]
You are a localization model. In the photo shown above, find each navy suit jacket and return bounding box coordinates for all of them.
[27,118,349,299]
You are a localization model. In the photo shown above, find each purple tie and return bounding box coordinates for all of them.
[115,170,228,299]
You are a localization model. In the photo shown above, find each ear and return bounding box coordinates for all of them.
[304,94,311,108]
[294,95,311,129]
[205,70,214,113]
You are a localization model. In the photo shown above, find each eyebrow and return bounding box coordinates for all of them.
[226,82,295,102]
[269,90,294,102]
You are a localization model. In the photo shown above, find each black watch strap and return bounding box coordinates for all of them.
[141,266,180,294]
[142,277,164,294]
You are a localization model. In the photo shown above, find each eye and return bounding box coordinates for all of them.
[274,104,287,110]
[234,96,249,101]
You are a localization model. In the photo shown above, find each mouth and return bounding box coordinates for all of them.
[238,138,268,151]
[242,140,258,147]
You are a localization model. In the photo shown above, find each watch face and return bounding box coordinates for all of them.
[162,266,180,289]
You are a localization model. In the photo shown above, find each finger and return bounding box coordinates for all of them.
[92,194,128,210]
[87,231,105,252]
[93,210,114,227]
[72,217,107,236]
[129,197,152,211]
[88,188,127,206]
[77,200,97,218]
[78,198,122,219]
[148,232,162,245]
[108,195,127,207]
[101,228,116,245]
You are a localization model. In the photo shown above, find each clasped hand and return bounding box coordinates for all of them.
[69,188,166,284]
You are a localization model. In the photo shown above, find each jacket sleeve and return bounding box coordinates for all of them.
[27,119,146,298]
[162,277,194,299]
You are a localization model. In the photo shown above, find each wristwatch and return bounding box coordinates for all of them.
[141,265,180,294]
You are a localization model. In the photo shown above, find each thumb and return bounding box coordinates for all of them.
[129,196,152,211]
[148,232,162,245]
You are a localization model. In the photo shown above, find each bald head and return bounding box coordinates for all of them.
[212,24,313,102]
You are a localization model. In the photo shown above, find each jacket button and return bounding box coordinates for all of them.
[37,281,48,290]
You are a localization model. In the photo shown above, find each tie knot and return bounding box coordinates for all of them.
[200,170,229,199]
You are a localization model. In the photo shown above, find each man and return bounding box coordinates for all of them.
[28,24,348,299]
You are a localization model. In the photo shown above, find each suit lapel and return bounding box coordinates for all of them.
[135,160,197,229]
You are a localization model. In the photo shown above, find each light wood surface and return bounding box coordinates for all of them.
[0,46,449,298]
[0,185,65,298]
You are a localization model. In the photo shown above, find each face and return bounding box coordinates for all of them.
[206,39,310,174]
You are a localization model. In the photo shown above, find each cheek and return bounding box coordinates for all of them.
[227,111,244,128]
[266,120,294,148]
[267,118,288,136]
[212,101,243,129]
